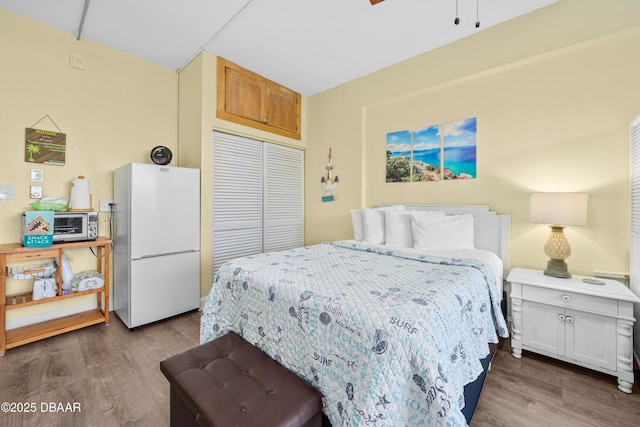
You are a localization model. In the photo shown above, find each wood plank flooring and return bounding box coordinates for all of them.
[1,311,638,426]
[0,311,200,427]
[472,340,640,427]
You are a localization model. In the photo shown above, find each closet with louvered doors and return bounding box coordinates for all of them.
[212,131,304,275]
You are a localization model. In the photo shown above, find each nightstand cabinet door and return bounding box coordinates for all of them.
[523,300,565,355]
[566,309,617,371]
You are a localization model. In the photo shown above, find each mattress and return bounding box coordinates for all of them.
[357,240,505,300]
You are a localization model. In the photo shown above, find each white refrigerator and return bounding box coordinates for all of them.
[113,163,200,329]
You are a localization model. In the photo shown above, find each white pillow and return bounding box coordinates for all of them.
[385,211,414,248]
[385,210,444,248]
[362,208,386,244]
[351,209,364,241]
[362,205,405,244]
[411,213,475,250]
[386,210,445,248]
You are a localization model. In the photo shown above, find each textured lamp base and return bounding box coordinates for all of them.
[544,258,571,279]
[543,225,572,279]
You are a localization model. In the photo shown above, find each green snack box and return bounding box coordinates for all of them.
[23,211,54,247]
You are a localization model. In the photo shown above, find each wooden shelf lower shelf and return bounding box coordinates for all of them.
[5,287,105,310]
[5,309,107,350]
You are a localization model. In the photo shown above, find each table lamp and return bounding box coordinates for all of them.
[529,192,588,278]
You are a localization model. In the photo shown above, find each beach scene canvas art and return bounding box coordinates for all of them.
[412,125,441,181]
[443,117,477,180]
[386,130,412,182]
[386,117,477,182]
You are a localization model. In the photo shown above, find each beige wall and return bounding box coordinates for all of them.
[305,0,640,278]
[0,10,179,245]
[0,9,178,321]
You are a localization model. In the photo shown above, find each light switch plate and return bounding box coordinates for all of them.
[0,185,14,200]
[31,168,43,182]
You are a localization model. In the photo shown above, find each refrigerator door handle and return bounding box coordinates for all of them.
[136,249,199,259]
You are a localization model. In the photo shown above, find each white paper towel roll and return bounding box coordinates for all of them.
[69,176,91,210]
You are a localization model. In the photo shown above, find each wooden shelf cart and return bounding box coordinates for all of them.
[0,238,111,355]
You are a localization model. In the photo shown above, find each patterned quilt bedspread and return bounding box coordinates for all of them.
[200,241,509,426]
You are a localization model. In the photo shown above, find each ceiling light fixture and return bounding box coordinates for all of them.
[371,0,479,27]
[454,0,480,28]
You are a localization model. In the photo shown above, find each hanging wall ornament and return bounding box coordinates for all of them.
[320,148,339,202]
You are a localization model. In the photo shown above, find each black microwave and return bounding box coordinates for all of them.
[22,211,98,243]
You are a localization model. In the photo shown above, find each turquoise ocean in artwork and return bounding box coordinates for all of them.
[411,146,476,177]
[411,148,440,167]
[443,146,476,177]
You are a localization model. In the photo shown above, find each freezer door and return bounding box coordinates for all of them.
[129,251,200,328]
[130,164,200,259]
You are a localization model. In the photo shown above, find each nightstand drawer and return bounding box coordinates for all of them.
[522,286,618,315]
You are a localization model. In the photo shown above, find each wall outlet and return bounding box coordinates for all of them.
[593,270,628,279]
[593,270,630,286]
[100,200,113,212]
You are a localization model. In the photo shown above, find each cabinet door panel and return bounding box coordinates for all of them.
[225,68,265,122]
[523,300,565,355]
[266,85,299,133]
[566,309,616,370]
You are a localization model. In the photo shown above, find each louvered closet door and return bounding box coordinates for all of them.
[213,132,305,275]
[630,116,640,358]
[213,132,263,274]
[264,142,304,252]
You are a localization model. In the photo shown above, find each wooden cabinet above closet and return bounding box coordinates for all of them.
[217,57,301,140]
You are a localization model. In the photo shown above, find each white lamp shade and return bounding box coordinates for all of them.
[530,192,588,226]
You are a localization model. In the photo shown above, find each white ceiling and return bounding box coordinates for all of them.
[0,0,558,96]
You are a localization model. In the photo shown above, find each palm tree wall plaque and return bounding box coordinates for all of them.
[26,143,41,162]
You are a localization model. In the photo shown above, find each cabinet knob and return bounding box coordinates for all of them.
[565,316,574,323]
[262,117,269,124]
[562,294,570,302]
[557,314,566,321]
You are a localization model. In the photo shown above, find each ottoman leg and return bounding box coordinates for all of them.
[170,386,199,427]
[301,411,323,427]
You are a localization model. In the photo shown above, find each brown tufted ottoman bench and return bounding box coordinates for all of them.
[160,331,323,427]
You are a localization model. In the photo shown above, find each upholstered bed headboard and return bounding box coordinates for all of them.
[378,204,511,277]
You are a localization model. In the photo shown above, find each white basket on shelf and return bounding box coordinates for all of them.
[7,261,57,280]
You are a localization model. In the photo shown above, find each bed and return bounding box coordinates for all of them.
[200,205,510,426]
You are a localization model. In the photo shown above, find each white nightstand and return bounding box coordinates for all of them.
[508,267,640,393]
